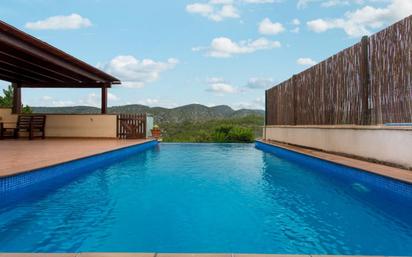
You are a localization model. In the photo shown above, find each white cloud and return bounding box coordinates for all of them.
[210,0,235,4]
[297,57,317,66]
[37,92,119,107]
[297,0,372,9]
[51,100,76,107]
[291,27,300,33]
[41,96,53,101]
[245,77,274,89]
[292,18,301,25]
[321,0,350,7]
[297,0,376,9]
[258,18,285,35]
[108,93,120,101]
[297,0,316,9]
[195,37,281,58]
[208,83,237,93]
[136,98,178,108]
[233,97,265,110]
[25,14,92,30]
[78,93,100,107]
[242,0,276,3]
[206,77,238,94]
[186,0,277,21]
[102,55,178,88]
[138,98,159,106]
[39,96,76,107]
[307,0,412,37]
[186,2,239,22]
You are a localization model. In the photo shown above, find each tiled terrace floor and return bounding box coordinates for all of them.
[0,138,153,178]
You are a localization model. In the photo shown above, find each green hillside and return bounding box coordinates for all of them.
[32,104,264,142]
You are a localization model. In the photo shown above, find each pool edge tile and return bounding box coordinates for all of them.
[157,254,232,257]
[78,253,155,257]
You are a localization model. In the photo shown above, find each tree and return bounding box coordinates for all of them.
[0,85,32,114]
[0,85,13,107]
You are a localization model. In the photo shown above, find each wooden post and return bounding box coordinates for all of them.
[101,86,107,114]
[12,82,22,114]
[361,36,371,125]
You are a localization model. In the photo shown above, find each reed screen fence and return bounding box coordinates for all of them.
[266,15,412,125]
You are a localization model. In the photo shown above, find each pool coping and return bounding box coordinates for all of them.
[0,139,157,179]
[256,139,412,185]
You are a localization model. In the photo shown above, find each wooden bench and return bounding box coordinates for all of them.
[14,115,46,140]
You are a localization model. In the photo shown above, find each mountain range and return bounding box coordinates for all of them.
[32,104,264,124]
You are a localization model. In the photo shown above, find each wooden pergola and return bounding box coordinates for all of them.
[0,20,121,114]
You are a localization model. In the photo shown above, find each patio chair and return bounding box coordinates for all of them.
[14,115,46,140]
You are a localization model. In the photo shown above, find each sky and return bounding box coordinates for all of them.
[1,0,411,110]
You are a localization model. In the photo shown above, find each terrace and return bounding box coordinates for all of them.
[0,20,155,177]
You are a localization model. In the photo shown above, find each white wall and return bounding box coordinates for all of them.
[0,108,17,125]
[45,115,117,138]
[0,109,117,138]
[264,126,412,169]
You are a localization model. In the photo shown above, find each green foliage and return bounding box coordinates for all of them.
[226,126,254,142]
[22,105,33,114]
[211,126,254,143]
[162,115,263,143]
[0,85,32,114]
[0,85,13,107]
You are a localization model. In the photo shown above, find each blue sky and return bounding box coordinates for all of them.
[1,0,411,109]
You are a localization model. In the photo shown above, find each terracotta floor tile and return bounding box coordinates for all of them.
[0,139,153,178]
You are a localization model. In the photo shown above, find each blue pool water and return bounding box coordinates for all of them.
[0,142,411,254]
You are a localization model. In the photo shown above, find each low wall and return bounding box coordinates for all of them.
[264,125,412,169]
[46,114,117,138]
[0,108,117,138]
[0,108,17,125]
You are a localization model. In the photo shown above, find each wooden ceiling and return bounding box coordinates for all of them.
[0,20,121,88]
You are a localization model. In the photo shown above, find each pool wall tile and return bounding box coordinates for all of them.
[255,141,412,199]
[78,253,155,257]
[0,140,158,202]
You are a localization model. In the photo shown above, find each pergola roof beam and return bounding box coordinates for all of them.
[0,61,65,83]
[0,38,103,82]
[0,50,84,83]
[0,67,43,82]
[21,82,111,88]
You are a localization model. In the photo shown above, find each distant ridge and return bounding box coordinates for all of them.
[32,104,264,124]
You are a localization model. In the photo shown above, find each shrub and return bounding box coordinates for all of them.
[211,125,254,143]
[227,127,254,143]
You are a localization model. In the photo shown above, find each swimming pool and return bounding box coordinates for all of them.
[0,142,411,255]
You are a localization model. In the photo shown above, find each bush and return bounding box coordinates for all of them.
[227,127,254,143]
[212,125,254,143]
[161,115,263,143]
